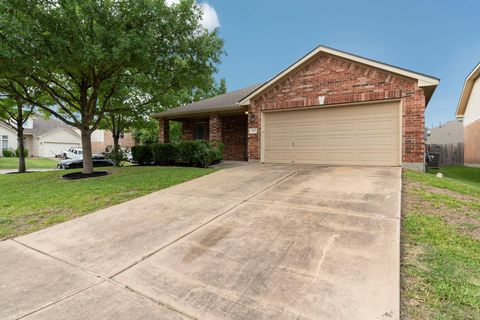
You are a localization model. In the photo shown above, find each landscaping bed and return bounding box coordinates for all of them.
[401,166,480,319]
[0,166,215,240]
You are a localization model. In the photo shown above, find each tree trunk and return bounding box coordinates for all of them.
[17,127,26,173]
[112,132,121,167]
[81,129,94,174]
[16,103,26,173]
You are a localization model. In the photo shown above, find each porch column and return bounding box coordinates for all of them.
[209,114,222,142]
[158,117,169,143]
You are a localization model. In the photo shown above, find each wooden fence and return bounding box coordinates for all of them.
[427,143,464,167]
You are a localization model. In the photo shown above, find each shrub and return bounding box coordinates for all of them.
[2,149,14,157]
[15,148,28,157]
[176,141,202,165]
[131,145,153,165]
[132,141,224,168]
[152,143,176,165]
[104,145,128,166]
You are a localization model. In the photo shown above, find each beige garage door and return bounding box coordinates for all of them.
[263,101,401,166]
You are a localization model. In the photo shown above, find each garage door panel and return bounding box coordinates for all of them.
[263,102,400,166]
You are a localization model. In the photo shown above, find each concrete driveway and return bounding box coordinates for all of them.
[0,164,401,320]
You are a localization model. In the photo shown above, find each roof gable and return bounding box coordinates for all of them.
[239,45,439,106]
[456,62,480,118]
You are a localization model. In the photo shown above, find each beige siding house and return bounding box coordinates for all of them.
[456,62,480,166]
[0,118,81,157]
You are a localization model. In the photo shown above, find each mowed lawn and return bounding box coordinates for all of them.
[0,166,215,239]
[0,157,58,169]
[401,166,480,319]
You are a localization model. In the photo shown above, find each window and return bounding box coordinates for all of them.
[1,135,8,151]
[194,122,208,140]
[119,132,125,139]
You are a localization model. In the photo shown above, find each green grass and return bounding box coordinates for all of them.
[403,214,480,319]
[0,157,58,169]
[405,166,480,197]
[0,166,215,239]
[402,166,480,319]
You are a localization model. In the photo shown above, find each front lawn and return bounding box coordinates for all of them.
[0,166,215,239]
[402,166,480,319]
[0,157,58,169]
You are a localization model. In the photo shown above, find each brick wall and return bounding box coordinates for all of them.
[158,117,169,143]
[181,120,194,140]
[92,130,136,153]
[464,119,480,165]
[248,52,427,164]
[209,114,222,142]
[103,131,135,148]
[222,114,247,160]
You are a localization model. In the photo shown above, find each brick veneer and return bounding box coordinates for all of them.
[248,52,427,165]
[209,114,222,142]
[181,119,194,140]
[158,117,169,143]
[464,119,480,165]
[222,114,247,160]
[91,131,136,153]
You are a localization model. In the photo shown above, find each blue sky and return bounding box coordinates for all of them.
[204,0,480,128]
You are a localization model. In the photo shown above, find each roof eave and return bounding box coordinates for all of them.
[238,45,439,106]
[152,105,247,119]
[455,62,480,118]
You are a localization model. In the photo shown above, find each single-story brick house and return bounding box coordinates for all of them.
[154,46,439,171]
[455,62,480,167]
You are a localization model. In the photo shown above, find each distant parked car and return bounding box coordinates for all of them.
[62,147,104,160]
[57,156,115,169]
[62,147,83,159]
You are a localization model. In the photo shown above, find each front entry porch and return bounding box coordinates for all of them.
[158,113,248,161]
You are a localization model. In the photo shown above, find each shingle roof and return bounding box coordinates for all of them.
[426,120,464,145]
[24,118,79,137]
[153,84,262,118]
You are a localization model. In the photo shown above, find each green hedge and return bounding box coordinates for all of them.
[131,145,152,165]
[133,141,224,168]
[15,148,28,157]
[2,149,14,157]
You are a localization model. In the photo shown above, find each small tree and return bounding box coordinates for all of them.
[0,0,224,174]
[0,92,34,173]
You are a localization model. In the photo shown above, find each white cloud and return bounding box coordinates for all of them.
[165,0,220,32]
[199,3,220,32]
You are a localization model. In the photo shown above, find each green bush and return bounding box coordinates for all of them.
[2,149,14,157]
[14,148,28,157]
[132,141,224,168]
[131,145,153,165]
[176,141,202,165]
[104,145,127,166]
[152,143,176,165]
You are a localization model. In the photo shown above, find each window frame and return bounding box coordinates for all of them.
[1,135,8,151]
[193,121,208,141]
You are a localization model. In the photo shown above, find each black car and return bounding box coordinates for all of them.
[57,157,115,169]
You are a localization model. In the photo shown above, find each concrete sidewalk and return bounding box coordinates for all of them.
[0,164,401,320]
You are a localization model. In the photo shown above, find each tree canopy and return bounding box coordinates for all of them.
[0,0,224,173]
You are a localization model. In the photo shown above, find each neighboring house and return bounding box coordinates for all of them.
[154,45,439,171]
[90,130,135,154]
[456,62,480,167]
[0,122,17,155]
[426,120,464,145]
[0,117,81,157]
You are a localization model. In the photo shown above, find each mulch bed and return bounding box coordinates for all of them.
[62,171,109,180]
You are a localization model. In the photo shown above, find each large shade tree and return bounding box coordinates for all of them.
[0,0,224,174]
